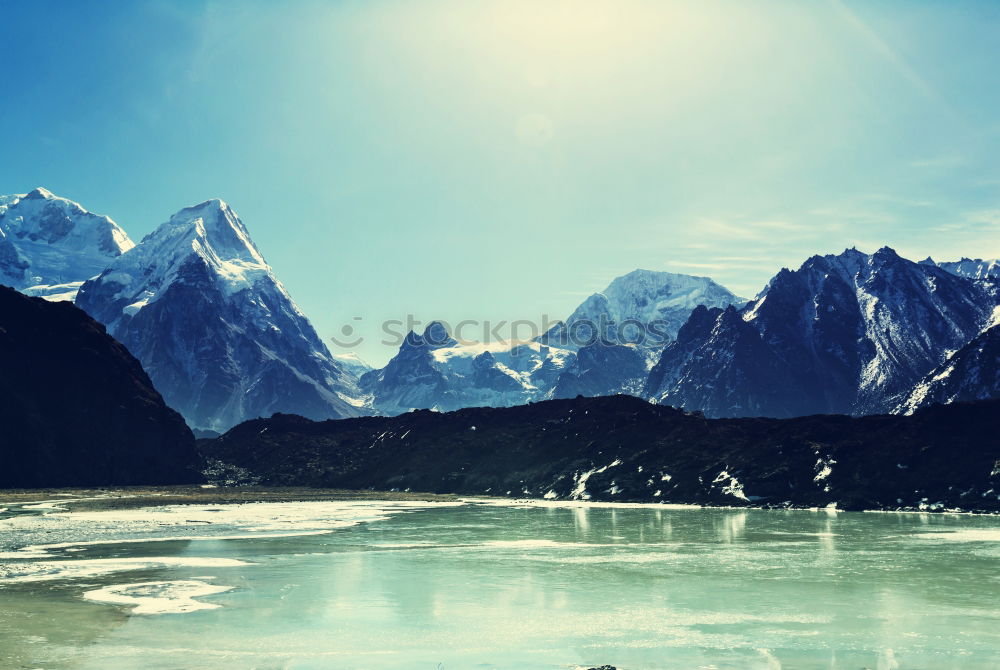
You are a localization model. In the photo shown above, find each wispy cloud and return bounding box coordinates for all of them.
[667,259,774,271]
[932,209,1000,232]
[860,193,934,208]
[966,209,1000,226]
[909,155,966,169]
[692,218,814,242]
[807,206,895,226]
[666,260,729,270]
[747,220,805,231]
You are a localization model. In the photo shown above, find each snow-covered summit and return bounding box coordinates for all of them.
[87,198,286,325]
[360,321,576,415]
[0,187,133,299]
[540,269,744,348]
[76,198,363,431]
[921,256,1000,280]
[364,269,743,415]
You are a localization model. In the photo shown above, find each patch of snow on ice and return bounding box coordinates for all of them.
[83,580,233,615]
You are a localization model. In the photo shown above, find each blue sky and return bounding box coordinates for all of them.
[2,0,999,364]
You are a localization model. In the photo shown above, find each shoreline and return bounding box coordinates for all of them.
[0,486,459,514]
[2,486,997,516]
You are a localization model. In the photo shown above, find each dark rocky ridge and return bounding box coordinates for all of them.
[203,394,1000,513]
[0,285,199,487]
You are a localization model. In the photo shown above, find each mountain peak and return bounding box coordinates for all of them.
[422,321,458,348]
[540,267,745,348]
[0,189,134,296]
[24,186,55,200]
[75,198,363,431]
[192,197,229,209]
[872,245,901,260]
[174,198,240,224]
[129,199,268,289]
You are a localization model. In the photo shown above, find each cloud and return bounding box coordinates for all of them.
[691,218,814,242]
[666,260,729,270]
[932,209,1000,232]
[667,259,773,271]
[807,206,895,226]
[860,193,933,208]
[908,155,966,169]
[965,209,1000,226]
[746,220,806,231]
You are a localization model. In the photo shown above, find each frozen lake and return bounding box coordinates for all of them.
[2,498,999,669]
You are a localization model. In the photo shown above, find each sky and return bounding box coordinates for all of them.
[2,0,999,365]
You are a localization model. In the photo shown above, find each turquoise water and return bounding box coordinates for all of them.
[2,500,999,669]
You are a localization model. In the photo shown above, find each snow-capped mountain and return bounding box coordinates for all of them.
[647,247,994,418]
[360,322,575,414]
[0,187,133,300]
[922,256,1000,280]
[539,269,744,348]
[75,199,363,431]
[363,270,744,415]
[898,307,1000,413]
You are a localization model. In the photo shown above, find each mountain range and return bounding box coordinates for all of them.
[2,186,998,431]
[362,271,745,414]
[1,188,362,431]
[647,247,997,418]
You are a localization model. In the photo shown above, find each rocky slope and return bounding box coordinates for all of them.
[647,247,994,417]
[75,199,363,431]
[898,308,1000,413]
[0,285,198,488]
[550,342,650,399]
[0,188,133,300]
[202,394,1000,513]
